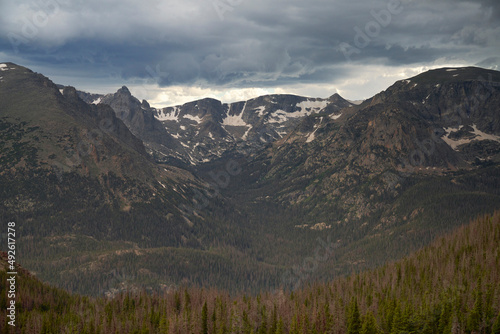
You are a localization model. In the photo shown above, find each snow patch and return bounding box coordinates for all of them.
[442,124,500,150]
[446,68,457,72]
[306,131,317,143]
[92,97,102,105]
[242,125,253,140]
[296,99,328,113]
[156,107,180,121]
[267,110,288,123]
[254,106,266,117]
[183,114,203,123]
[472,124,500,142]
[306,117,324,143]
[329,113,342,120]
[180,125,186,130]
[266,102,327,124]
[223,112,248,126]
[0,64,9,71]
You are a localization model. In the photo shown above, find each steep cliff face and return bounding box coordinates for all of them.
[96,86,188,164]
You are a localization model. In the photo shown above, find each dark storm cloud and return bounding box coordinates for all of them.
[0,0,498,90]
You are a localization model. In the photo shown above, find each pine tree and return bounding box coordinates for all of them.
[347,298,361,334]
[174,292,181,313]
[269,304,277,334]
[492,311,500,334]
[212,306,217,334]
[275,316,284,334]
[324,301,334,331]
[390,303,410,334]
[437,301,452,334]
[201,301,208,334]
[361,311,378,334]
[159,316,169,334]
[242,310,252,334]
[258,305,267,334]
[467,278,484,332]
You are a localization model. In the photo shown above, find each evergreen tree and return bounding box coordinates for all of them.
[348,298,361,334]
[467,278,484,332]
[275,316,284,334]
[242,310,252,334]
[361,311,378,334]
[202,301,208,334]
[492,311,500,334]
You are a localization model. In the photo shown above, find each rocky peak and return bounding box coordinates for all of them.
[62,86,79,100]
[117,85,131,96]
[141,99,151,109]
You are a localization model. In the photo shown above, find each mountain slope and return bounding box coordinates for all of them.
[208,66,500,276]
[0,63,266,295]
[1,212,499,333]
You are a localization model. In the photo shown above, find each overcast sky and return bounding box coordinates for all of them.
[1,0,499,107]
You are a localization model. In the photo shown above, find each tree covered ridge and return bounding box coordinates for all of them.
[1,211,500,333]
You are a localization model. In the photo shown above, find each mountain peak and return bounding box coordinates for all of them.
[62,86,78,98]
[407,66,500,85]
[117,85,131,95]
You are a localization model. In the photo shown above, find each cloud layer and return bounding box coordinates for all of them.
[1,0,499,106]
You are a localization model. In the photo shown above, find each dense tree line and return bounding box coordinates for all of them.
[1,212,500,333]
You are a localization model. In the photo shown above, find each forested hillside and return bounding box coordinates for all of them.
[1,212,499,333]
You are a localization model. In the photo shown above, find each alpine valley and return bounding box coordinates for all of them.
[1,62,500,299]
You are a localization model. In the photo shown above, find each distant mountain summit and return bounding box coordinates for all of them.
[153,93,352,164]
[79,84,352,164]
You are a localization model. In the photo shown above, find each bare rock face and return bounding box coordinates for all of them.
[96,86,188,164]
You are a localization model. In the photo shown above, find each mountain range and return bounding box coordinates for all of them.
[1,62,500,296]
[75,84,352,166]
